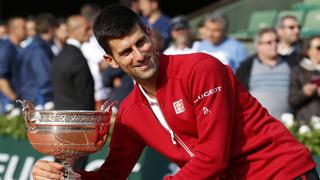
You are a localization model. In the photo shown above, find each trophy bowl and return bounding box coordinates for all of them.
[17,100,117,179]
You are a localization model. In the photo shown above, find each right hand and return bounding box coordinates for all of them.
[32,160,64,180]
[302,83,317,97]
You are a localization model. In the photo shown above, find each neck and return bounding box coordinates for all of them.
[148,10,161,24]
[258,55,278,66]
[40,33,51,42]
[137,73,158,98]
[278,40,292,49]
[54,38,64,49]
[9,35,20,45]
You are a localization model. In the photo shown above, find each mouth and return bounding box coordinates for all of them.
[134,57,150,70]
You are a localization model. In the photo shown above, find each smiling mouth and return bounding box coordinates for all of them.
[134,57,150,69]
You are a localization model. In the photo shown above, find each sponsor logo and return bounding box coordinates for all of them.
[203,107,211,115]
[193,86,222,104]
[173,99,185,114]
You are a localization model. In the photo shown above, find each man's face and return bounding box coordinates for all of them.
[308,37,320,64]
[105,24,159,81]
[26,20,36,37]
[171,28,191,46]
[55,23,68,43]
[204,20,225,45]
[257,32,278,60]
[74,17,90,43]
[12,19,26,42]
[138,0,153,17]
[278,18,300,44]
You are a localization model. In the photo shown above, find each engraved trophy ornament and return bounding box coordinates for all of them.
[17,100,117,179]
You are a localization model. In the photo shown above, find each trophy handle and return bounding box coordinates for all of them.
[16,99,37,129]
[93,100,118,144]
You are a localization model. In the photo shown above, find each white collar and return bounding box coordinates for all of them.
[138,84,157,104]
[66,38,82,48]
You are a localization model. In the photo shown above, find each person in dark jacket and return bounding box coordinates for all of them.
[236,28,298,119]
[52,15,94,111]
[289,35,320,124]
[20,13,56,109]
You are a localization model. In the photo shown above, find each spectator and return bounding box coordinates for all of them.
[20,13,56,110]
[0,20,7,39]
[21,16,36,48]
[289,35,320,124]
[51,18,68,56]
[195,18,207,41]
[139,0,171,47]
[81,3,111,110]
[102,67,134,108]
[0,17,26,114]
[276,15,302,62]
[52,15,94,170]
[164,15,197,55]
[196,13,248,71]
[237,28,297,119]
[52,15,94,111]
[120,0,140,13]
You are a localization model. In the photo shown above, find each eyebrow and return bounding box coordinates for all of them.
[118,35,146,56]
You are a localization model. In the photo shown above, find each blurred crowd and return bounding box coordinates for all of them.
[0,0,319,126]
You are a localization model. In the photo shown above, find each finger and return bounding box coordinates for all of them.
[34,161,62,174]
[33,175,59,180]
[32,169,62,179]
[47,161,64,170]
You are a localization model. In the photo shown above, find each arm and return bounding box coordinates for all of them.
[0,79,17,100]
[79,114,145,179]
[165,56,235,179]
[31,114,145,180]
[0,46,17,100]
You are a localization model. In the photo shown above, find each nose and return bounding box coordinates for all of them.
[133,46,144,61]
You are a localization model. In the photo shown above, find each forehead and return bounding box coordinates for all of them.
[261,32,277,40]
[311,38,320,46]
[282,18,298,25]
[108,25,146,53]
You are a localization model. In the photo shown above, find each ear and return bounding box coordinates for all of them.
[103,54,119,68]
[145,26,152,37]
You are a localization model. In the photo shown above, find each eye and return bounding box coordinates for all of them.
[136,37,146,47]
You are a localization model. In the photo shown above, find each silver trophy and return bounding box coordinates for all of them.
[17,100,117,179]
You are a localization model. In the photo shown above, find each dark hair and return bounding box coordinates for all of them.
[254,27,277,45]
[35,13,57,34]
[302,35,320,58]
[205,13,229,32]
[93,5,146,56]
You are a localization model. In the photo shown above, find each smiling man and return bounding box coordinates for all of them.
[31,5,319,180]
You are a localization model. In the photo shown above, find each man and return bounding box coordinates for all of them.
[31,5,318,180]
[163,15,197,55]
[276,15,302,62]
[0,17,26,113]
[277,15,301,60]
[196,13,248,72]
[139,0,171,47]
[0,21,7,39]
[236,28,298,119]
[52,15,94,111]
[80,3,111,110]
[20,13,56,110]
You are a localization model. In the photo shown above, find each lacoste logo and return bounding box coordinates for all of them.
[173,99,185,114]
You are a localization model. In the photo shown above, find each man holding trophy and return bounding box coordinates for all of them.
[31,5,319,180]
